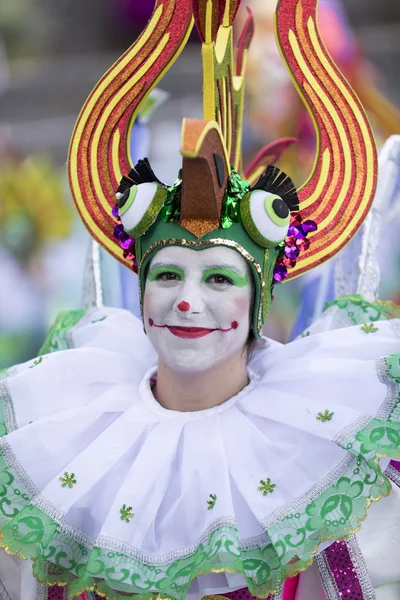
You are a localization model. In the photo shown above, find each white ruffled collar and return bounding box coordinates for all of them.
[2,307,399,600]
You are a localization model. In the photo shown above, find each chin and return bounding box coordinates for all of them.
[158,346,216,374]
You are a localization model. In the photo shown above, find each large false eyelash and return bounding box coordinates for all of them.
[115,159,168,239]
[128,158,162,185]
[252,165,299,212]
[116,158,164,200]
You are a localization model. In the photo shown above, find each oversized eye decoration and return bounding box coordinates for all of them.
[240,189,291,248]
[118,182,167,238]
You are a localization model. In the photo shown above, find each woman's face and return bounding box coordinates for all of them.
[143,245,252,373]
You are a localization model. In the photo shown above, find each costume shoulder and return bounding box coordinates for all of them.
[300,293,400,335]
[0,306,157,434]
[39,306,156,356]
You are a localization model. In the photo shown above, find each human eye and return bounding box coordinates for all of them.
[206,274,233,286]
[202,268,248,288]
[147,266,184,283]
[157,271,181,281]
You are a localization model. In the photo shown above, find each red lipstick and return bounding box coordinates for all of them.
[148,319,239,337]
[166,326,214,338]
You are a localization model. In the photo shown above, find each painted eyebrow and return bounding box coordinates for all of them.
[203,264,245,274]
[147,265,184,281]
[201,267,248,287]
[148,262,184,270]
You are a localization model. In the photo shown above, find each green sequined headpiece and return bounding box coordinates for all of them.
[114,153,300,337]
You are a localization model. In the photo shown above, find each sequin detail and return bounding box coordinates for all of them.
[316,410,334,422]
[315,551,342,599]
[207,494,217,510]
[361,322,379,334]
[120,504,135,523]
[91,316,107,324]
[29,357,44,369]
[220,169,250,229]
[346,535,376,599]
[159,178,182,223]
[321,540,364,599]
[223,586,283,599]
[300,330,310,338]
[385,463,400,488]
[319,535,376,599]
[258,478,276,496]
[59,472,77,489]
[273,213,317,283]
[46,586,68,599]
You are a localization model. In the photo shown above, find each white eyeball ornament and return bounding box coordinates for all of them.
[118,182,167,238]
[240,189,291,248]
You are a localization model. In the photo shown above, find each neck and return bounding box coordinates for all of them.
[153,352,249,412]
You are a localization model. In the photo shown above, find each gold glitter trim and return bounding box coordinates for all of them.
[124,185,167,238]
[0,477,389,600]
[139,238,264,332]
[262,249,270,324]
[240,193,282,249]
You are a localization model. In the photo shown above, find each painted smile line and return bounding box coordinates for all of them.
[148,319,238,338]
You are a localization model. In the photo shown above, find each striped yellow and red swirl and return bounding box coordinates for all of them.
[275,0,377,280]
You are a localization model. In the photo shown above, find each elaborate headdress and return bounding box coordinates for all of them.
[68,0,377,336]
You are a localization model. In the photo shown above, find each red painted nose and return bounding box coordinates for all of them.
[177,301,190,312]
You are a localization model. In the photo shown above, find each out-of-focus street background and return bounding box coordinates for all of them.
[1,0,400,367]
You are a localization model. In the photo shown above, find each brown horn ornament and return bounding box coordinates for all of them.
[180,119,230,238]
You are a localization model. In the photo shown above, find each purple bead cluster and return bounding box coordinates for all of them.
[112,204,137,271]
[273,213,318,283]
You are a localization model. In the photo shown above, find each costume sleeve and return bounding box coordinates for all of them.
[296,294,400,337]
[38,308,89,355]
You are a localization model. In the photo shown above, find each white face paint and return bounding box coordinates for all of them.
[143,245,252,373]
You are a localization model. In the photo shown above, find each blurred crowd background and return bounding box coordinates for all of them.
[1,0,400,368]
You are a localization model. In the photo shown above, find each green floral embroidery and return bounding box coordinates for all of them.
[352,420,400,457]
[0,417,398,600]
[120,504,134,523]
[0,345,398,599]
[207,494,217,510]
[91,316,107,324]
[29,357,43,369]
[316,410,334,422]
[59,472,77,488]
[258,478,276,496]
[39,309,88,355]
[387,354,400,384]
[323,294,400,326]
[324,295,382,325]
[361,322,379,334]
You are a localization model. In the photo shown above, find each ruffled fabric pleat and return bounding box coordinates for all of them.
[0,306,398,599]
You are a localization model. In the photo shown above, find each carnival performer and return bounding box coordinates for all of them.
[0,1,399,599]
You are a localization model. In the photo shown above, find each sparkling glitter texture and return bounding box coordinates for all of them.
[47,586,67,598]
[324,540,363,599]
[111,204,137,271]
[224,588,275,599]
[273,213,317,283]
